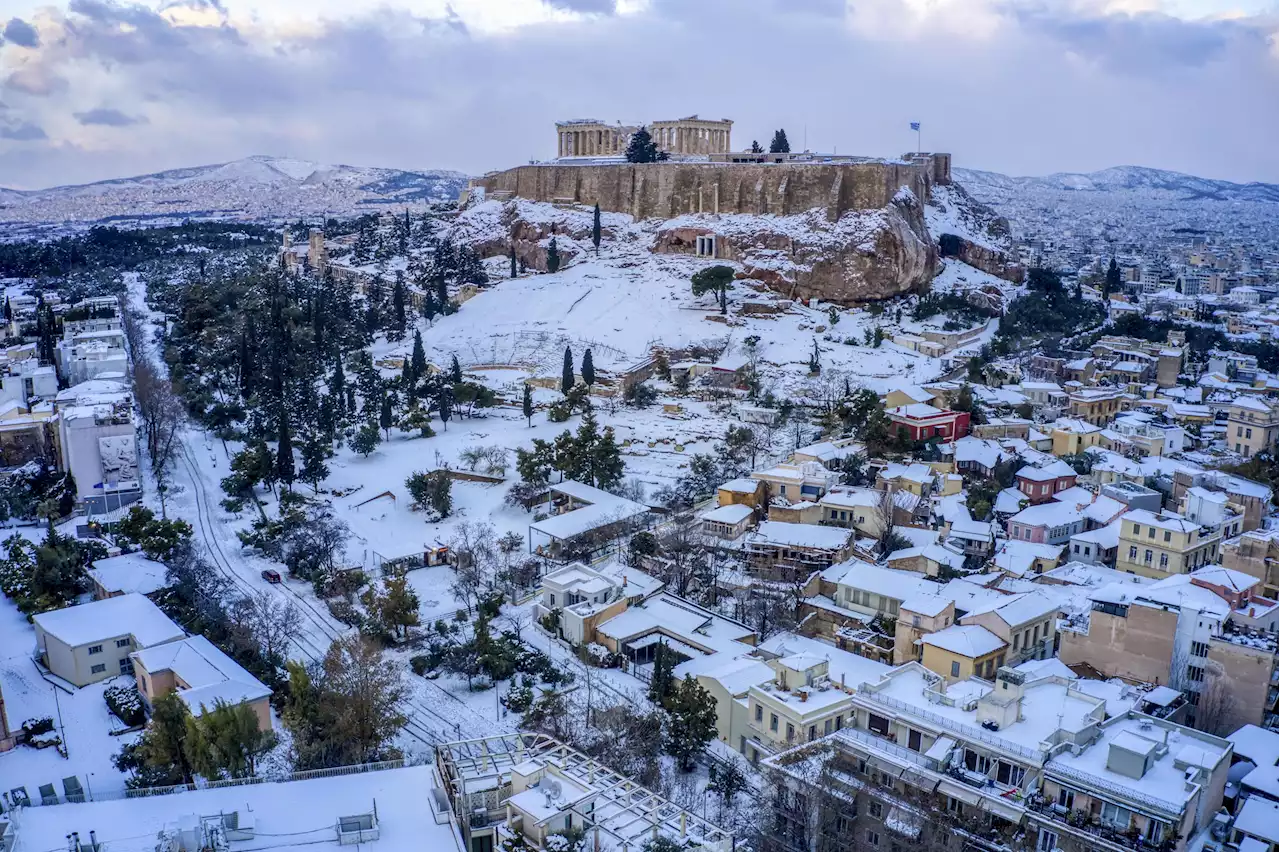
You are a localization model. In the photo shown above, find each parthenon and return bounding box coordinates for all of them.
[555,115,733,159]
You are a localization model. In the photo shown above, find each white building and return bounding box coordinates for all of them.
[54,378,140,512]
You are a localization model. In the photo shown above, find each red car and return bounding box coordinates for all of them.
[261,569,282,584]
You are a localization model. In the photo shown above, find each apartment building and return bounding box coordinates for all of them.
[1116,509,1223,579]
[744,521,854,579]
[1059,566,1278,733]
[1015,460,1078,505]
[32,593,185,687]
[751,462,839,505]
[960,591,1060,666]
[764,663,1230,852]
[1223,528,1279,601]
[1068,389,1127,426]
[921,624,1007,682]
[1226,395,1278,458]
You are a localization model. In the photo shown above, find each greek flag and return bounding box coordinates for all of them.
[910,122,921,131]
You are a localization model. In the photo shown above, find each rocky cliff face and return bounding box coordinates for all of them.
[654,187,937,304]
[926,182,1023,284]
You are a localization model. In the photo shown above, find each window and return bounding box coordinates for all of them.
[947,797,964,816]
[1013,634,1020,650]
[912,615,920,627]
[755,705,763,722]
[1246,428,1253,439]
[908,729,922,751]
[865,830,880,847]
[1187,665,1204,683]
[1147,527,1155,539]
[824,719,833,735]
[1144,549,1153,564]
[834,715,843,730]
[770,713,779,732]
[549,593,556,606]
[868,713,891,736]
[1191,641,1209,658]
[996,761,1026,786]
[869,801,883,819]
[807,725,816,742]
[90,663,106,674]
[1159,554,1168,569]
[1128,546,1138,560]
[1037,829,1060,852]
[88,644,103,655]
[115,637,131,648]
[951,661,961,677]
[1100,802,1132,829]
[1163,531,1172,543]
[119,657,131,675]
[1132,523,1140,535]
[1056,788,1075,809]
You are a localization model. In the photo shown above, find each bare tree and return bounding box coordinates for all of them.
[448,520,498,614]
[228,590,304,663]
[132,357,184,515]
[655,517,712,597]
[1192,665,1241,736]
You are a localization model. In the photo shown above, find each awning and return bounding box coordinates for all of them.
[885,806,922,839]
[924,736,956,763]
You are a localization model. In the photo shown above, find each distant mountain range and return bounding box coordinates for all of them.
[955,165,1278,205]
[0,155,470,233]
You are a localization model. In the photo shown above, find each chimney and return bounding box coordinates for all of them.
[90,832,98,852]
[73,832,81,852]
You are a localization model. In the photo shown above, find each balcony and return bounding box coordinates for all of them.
[1026,797,1176,852]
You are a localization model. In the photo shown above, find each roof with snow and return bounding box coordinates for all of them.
[87,552,169,597]
[1009,501,1084,529]
[1228,724,1280,768]
[921,624,1005,657]
[33,592,184,649]
[132,634,271,715]
[748,520,852,550]
[701,503,755,524]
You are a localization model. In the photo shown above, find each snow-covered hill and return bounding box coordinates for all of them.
[0,155,470,231]
[956,165,1278,204]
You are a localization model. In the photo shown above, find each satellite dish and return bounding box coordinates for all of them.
[545,779,562,800]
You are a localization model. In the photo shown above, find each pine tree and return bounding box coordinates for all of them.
[137,692,193,783]
[581,348,595,387]
[592,204,602,256]
[329,360,347,417]
[749,140,763,154]
[561,346,575,394]
[648,641,675,703]
[522,383,534,427]
[300,434,329,492]
[624,126,664,163]
[510,246,518,278]
[435,271,449,313]
[275,408,295,490]
[690,265,734,314]
[663,675,718,771]
[546,237,560,274]
[436,387,453,431]
[450,354,463,384]
[391,273,407,336]
[1104,257,1122,297]
[238,316,257,400]
[410,331,427,383]
[593,427,624,490]
[352,422,381,457]
[769,129,791,153]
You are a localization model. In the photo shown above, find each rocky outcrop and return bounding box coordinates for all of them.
[949,238,1023,284]
[456,201,597,272]
[928,182,1023,283]
[655,189,938,304]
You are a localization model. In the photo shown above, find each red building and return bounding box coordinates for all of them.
[1015,460,1078,505]
[886,404,971,441]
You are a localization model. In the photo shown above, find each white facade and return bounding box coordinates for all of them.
[55,383,140,511]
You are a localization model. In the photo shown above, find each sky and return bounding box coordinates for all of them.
[0,0,1275,190]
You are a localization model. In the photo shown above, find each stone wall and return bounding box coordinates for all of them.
[476,161,938,222]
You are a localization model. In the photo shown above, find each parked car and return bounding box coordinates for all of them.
[261,569,282,584]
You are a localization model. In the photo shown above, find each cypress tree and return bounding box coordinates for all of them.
[522,383,533,427]
[329,361,347,416]
[435,272,448,314]
[391,273,407,332]
[450,354,463,384]
[546,238,560,274]
[275,409,295,490]
[581,348,595,387]
[769,129,791,153]
[592,204,601,256]
[410,331,427,382]
[510,246,518,278]
[379,394,395,440]
[561,346,574,394]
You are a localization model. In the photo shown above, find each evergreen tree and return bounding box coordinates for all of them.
[391,272,407,336]
[1104,257,1122,297]
[592,204,602,256]
[410,331,427,383]
[561,346,575,394]
[352,422,382,457]
[275,409,295,490]
[663,675,717,771]
[137,692,193,783]
[769,129,791,153]
[522,383,534,427]
[749,140,763,153]
[647,641,675,703]
[546,237,561,274]
[581,348,595,387]
[436,387,453,431]
[300,434,330,492]
[624,126,665,163]
[592,426,624,490]
[238,316,257,400]
[329,360,347,417]
[690,265,734,314]
[510,246,518,278]
[435,271,449,313]
[379,394,395,440]
[450,354,463,384]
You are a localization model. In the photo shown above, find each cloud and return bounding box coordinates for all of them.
[2,18,40,49]
[543,0,617,14]
[0,120,47,140]
[74,106,147,126]
[0,0,1273,189]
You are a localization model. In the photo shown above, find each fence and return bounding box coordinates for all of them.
[17,756,427,807]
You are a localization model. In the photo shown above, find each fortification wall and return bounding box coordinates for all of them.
[475,160,940,221]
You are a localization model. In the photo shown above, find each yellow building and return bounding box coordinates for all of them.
[1050,419,1104,456]
[892,594,955,664]
[1226,395,1279,458]
[1067,389,1126,426]
[1116,509,1222,579]
[920,624,1007,682]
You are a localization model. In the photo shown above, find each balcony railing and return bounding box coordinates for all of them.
[1046,763,1181,817]
[1026,798,1176,852]
[857,690,1046,762]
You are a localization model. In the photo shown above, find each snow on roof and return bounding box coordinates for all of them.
[1121,508,1200,535]
[1080,495,1126,524]
[1013,657,1076,680]
[893,525,939,548]
[1142,685,1181,707]
[994,487,1027,514]
[830,559,933,600]
[888,403,946,419]
[758,632,889,689]
[87,552,169,597]
[1017,460,1076,481]
[953,436,1002,469]
[818,487,881,509]
[718,477,759,493]
[921,624,1005,657]
[884,383,935,403]
[1241,764,1279,799]
[133,635,271,715]
[935,578,1007,613]
[993,541,1063,577]
[1228,724,1280,768]
[33,592,184,649]
[748,520,852,550]
[680,655,775,696]
[889,542,966,571]
[963,591,1059,628]
[1009,501,1084,529]
[1190,565,1260,593]
[880,462,933,483]
[702,503,754,524]
[1230,395,1274,412]
[900,593,951,617]
[1235,796,1280,843]
[12,763,453,852]
[531,481,649,541]
[1071,520,1121,549]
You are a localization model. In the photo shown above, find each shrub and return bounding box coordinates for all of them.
[105,684,146,726]
[327,599,364,628]
[501,680,534,713]
[22,716,54,737]
[410,655,430,677]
